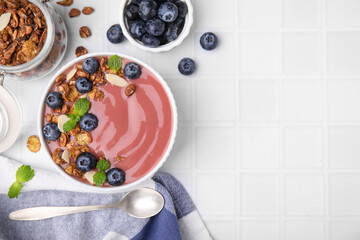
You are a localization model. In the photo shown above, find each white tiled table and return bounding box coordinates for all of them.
[3,0,360,239]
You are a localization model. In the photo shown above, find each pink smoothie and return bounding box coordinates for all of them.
[43,57,174,186]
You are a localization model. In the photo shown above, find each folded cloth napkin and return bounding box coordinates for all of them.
[0,156,212,240]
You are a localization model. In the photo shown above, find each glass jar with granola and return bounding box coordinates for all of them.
[0,0,67,80]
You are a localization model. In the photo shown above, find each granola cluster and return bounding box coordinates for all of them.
[0,0,47,66]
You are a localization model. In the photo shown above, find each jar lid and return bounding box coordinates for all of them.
[0,76,22,153]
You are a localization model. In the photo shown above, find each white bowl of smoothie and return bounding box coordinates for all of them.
[38,52,177,193]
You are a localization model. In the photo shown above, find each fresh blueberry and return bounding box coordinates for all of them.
[76,152,97,172]
[138,0,157,21]
[125,4,139,20]
[82,57,99,74]
[43,123,61,141]
[178,58,195,76]
[75,77,92,94]
[79,113,98,131]
[163,17,184,43]
[200,32,218,51]
[124,62,141,79]
[107,24,125,44]
[106,168,125,186]
[142,33,160,48]
[46,92,64,109]
[129,20,146,39]
[130,0,142,5]
[174,0,187,18]
[145,18,165,36]
[158,2,178,23]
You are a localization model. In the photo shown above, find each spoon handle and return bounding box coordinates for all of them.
[9,204,114,221]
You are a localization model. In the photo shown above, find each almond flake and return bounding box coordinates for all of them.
[0,13,11,32]
[66,68,77,81]
[61,149,70,163]
[105,74,128,87]
[57,115,70,133]
[80,94,87,99]
[84,170,96,184]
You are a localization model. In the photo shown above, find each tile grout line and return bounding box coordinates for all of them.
[322,0,330,239]
[234,0,241,237]
[278,0,285,239]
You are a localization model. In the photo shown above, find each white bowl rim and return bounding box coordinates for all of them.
[38,52,178,193]
[119,0,194,53]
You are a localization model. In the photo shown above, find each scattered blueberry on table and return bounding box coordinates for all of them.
[46,92,64,109]
[76,152,97,172]
[200,32,218,51]
[107,168,126,186]
[107,24,125,44]
[43,123,61,141]
[80,113,99,132]
[178,58,195,76]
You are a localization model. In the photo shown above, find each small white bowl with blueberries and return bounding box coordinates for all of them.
[110,0,218,76]
[119,0,193,52]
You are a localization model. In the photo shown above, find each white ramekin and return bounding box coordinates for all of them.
[119,0,194,53]
[38,52,178,193]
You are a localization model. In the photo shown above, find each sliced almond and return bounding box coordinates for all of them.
[83,170,96,184]
[0,13,11,32]
[66,68,77,81]
[57,115,70,133]
[61,149,70,163]
[79,94,87,99]
[105,74,128,87]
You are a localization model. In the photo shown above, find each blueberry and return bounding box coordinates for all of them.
[79,113,98,131]
[107,24,125,44]
[125,4,139,20]
[142,33,160,48]
[75,77,92,94]
[200,32,218,51]
[124,62,141,79]
[82,57,99,74]
[138,0,157,21]
[76,152,97,172]
[43,123,61,141]
[178,58,195,75]
[46,92,64,109]
[158,2,178,23]
[145,19,165,36]
[163,17,184,43]
[129,20,146,39]
[130,0,142,5]
[106,168,125,186]
[175,0,187,18]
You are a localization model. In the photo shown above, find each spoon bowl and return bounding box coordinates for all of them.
[9,188,165,221]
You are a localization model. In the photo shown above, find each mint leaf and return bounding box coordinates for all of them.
[63,118,78,132]
[66,113,77,119]
[93,171,107,186]
[108,55,122,73]
[8,181,23,199]
[96,159,110,171]
[16,165,35,183]
[73,98,90,116]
